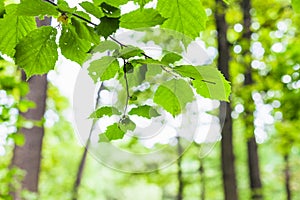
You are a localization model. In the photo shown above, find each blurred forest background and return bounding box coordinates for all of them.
[1,0,300,199]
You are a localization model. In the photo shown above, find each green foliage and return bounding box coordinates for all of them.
[59,25,91,65]
[99,123,126,141]
[174,65,231,101]
[157,0,207,40]
[88,56,120,82]
[96,16,120,38]
[80,1,104,18]
[71,18,99,44]
[0,0,232,143]
[16,0,59,16]
[15,26,58,78]
[161,52,182,64]
[89,106,121,118]
[128,105,160,119]
[154,79,194,116]
[120,8,166,29]
[0,6,36,57]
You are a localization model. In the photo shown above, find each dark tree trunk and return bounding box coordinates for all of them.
[284,154,291,200]
[72,83,103,200]
[176,138,184,200]
[215,1,238,200]
[242,0,263,199]
[199,158,205,200]
[11,17,51,200]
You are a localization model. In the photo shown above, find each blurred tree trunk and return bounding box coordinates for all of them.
[284,154,291,200]
[199,158,205,200]
[11,17,51,199]
[242,0,263,199]
[176,138,183,200]
[215,0,238,200]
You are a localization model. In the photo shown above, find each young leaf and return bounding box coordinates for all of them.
[100,2,121,18]
[88,56,120,82]
[128,105,160,119]
[157,0,207,40]
[0,8,36,57]
[16,0,59,16]
[59,25,91,65]
[174,65,231,101]
[15,26,58,78]
[154,79,194,117]
[89,106,121,118]
[80,1,104,18]
[57,0,77,13]
[116,45,144,59]
[71,18,99,44]
[119,116,136,132]
[94,0,129,7]
[161,52,182,64]
[91,40,120,53]
[99,123,126,141]
[96,16,120,39]
[120,8,166,29]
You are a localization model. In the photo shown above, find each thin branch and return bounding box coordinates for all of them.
[123,60,130,117]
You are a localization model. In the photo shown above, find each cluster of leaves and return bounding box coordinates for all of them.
[87,42,230,141]
[0,0,230,141]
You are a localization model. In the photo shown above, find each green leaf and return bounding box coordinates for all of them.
[91,40,120,53]
[99,123,125,141]
[15,26,58,78]
[57,0,77,13]
[161,52,182,64]
[89,106,121,118]
[115,45,144,59]
[128,105,160,119]
[174,65,231,101]
[0,11,36,57]
[154,79,194,117]
[80,1,104,18]
[74,11,91,21]
[17,0,59,16]
[100,2,121,18]
[96,16,120,39]
[133,0,151,7]
[71,18,99,44]
[157,0,207,40]
[88,56,120,82]
[59,25,91,65]
[0,0,4,17]
[119,116,136,132]
[292,0,300,13]
[120,8,166,29]
[94,0,129,8]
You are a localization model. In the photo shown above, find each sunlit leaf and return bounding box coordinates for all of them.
[128,105,160,119]
[89,106,121,118]
[120,8,166,29]
[174,65,231,101]
[0,6,36,57]
[157,0,207,40]
[88,56,120,82]
[99,123,125,141]
[59,25,91,65]
[15,26,58,78]
[154,79,194,116]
